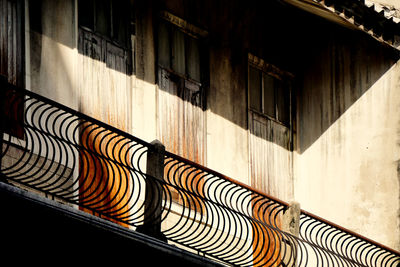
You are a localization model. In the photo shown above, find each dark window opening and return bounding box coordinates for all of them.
[157,20,203,83]
[249,65,291,126]
[78,0,131,49]
[78,0,135,75]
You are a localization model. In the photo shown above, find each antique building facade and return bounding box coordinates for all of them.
[1,0,400,263]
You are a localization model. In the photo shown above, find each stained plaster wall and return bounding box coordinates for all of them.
[23,0,400,251]
[27,0,78,110]
[25,0,158,143]
[295,22,400,250]
[157,0,252,184]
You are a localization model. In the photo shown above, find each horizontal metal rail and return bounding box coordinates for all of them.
[1,79,399,266]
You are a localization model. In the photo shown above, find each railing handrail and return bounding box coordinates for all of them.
[2,81,151,149]
[300,209,400,256]
[166,152,400,257]
[1,78,399,266]
[164,151,291,208]
[165,149,400,258]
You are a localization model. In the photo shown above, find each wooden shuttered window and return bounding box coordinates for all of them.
[0,0,25,139]
[77,0,134,226]
[157,19,202,83]
[78,0,131,50]
[248,54,294,266]
[248,65,291,127]
[157,15,207,209]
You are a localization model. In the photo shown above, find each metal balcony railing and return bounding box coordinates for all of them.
[1,78,399,266]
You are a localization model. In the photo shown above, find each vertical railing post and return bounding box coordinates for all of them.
[137,140,167,242]
[282,201,301,266]
[283,201,300,236]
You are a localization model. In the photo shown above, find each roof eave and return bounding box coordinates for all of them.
[282,0,400,51]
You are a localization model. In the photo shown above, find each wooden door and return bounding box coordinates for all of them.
[249,113,292,266]
[249,113,293,200]
[157,68,205,208]
[78,28,132,226]
[248,58,294,266]
[158,68,205,164]
[156,18,206,208]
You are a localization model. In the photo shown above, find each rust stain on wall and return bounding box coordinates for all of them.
[157,68,206,208]
[249,112,293,201]
[77,28,132,227]
[249,112,291,266]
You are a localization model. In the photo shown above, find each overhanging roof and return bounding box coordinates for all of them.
[283,0,400,50]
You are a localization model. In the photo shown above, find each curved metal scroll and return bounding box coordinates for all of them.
[0,82,399,266]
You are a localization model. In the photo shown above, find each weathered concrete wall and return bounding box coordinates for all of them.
[158,0,252,184]
[202,0,297,190]
[25,0,293,191]
[206,47,249,184]
[130,0,157,143]
[25,0,158,145]
[27,0,78,110]
[295,24,400,250]
[22,0,400,252]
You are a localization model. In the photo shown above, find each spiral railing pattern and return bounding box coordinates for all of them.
[0,80,399,266]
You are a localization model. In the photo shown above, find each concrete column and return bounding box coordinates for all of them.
[137,140,167,242]
[282,201,301,266]
[283,201,301,236]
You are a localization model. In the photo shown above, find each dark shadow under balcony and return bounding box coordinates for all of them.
[0,180,221,266]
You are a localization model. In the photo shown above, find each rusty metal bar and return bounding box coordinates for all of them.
[300,209,400,257]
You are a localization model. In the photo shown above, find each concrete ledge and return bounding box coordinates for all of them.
[0,180,224,266]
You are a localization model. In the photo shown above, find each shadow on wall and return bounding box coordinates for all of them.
[296,21,399,154]
[29,0,134,79]
[28,0,77,102]
[203,0,400,153]
[28,0,400,153]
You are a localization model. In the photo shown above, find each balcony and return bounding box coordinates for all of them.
[1,78,399,266]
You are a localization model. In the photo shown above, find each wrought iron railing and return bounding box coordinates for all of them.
[1,79,399,266]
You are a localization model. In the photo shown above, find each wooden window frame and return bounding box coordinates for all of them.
[157,11,208,86]
[248,53,294,128]
[156,12,209,210]
[78,0,133,50]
